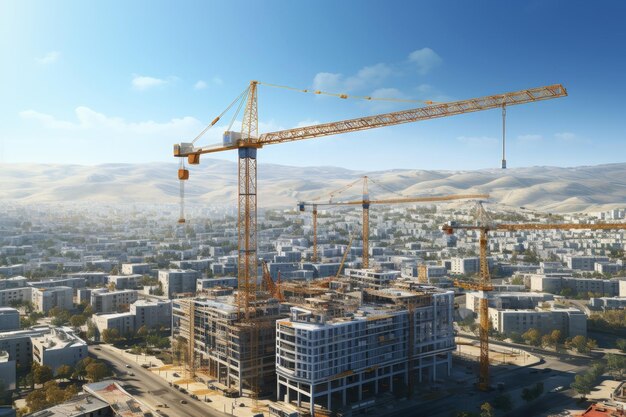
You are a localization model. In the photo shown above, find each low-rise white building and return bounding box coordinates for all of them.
[90,288,138,314]
[32,286,73,313]
[0,286,32,308]
[93,312,135,337]
[158,269,200,298]
[489,306,586,337]
[108,274,142,290]
[131,299,172,330]
[31,327,88,374]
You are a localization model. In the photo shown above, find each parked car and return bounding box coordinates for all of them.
[180,400,187,405]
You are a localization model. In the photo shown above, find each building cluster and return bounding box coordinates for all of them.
[2,202,626,416]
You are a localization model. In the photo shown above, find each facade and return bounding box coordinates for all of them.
[0,351,16,391]
[0,308,20,332]
[589,297,626,310]
[108,274,142,290]
[172,296,284,395]
[31,327,88,373]
[344,269,401,289]
[90,289,138,314]
[29,277,86,291]
[566,256,610,271]
[121,263,151,275]
[276,289,455,416]
[67,272,109,287]
[488,307,586,337]
[196,277,238,292]
[450,257,479,275]
[131,299,172,330]
[32,287,73,313]
[0,328,48,368]
[93,312,135,336]
[25,394,111,417]
[0,287,32,308]
[465,292,554,312]
[158,269,200,298]
[529,274,623,296]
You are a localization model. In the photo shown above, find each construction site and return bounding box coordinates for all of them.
[167,80,574,416]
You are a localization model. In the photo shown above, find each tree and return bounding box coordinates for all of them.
[509,332,524,344]
[492,394,512,411]
[32,363,53,385]
[522,328,541,346]
[25,389,48,412]
[550,330,563,347]
[137,325,149,339]
[617,338,626,353]
[541,334,553,349]
[83,305,94,317]
[85,362,111,382]
[571,374,592,399]
[102,328,122,344]
[480,402,493,417]
[606,354,626,380]
[69,314,87,328]
[86,320,97,340]
[56,364,73,380]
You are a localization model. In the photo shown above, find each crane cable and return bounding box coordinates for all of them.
[257,81,439,105]
[191,85,250,145]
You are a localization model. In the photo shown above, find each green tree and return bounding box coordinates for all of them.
[492,394,512,411]
[509,332,524,344]
[83,305,94,317]
[102,328,122,344]
[617,338,626,353]
[606,354,626,380]
[522,328,541,346]
[85,362,111,382]
[25,389,48,412]
[86,320,97,340]
[69,314,87,328]
[571,374,592,399]
[32,363,54,385]
[480,402,493,417]
[56,364,74,380]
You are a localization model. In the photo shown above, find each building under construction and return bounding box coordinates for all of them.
[172,295,285,396]
[275,287,455,416]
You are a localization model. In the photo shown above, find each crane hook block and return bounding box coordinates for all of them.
[178,169,189,180]
[298,203,305,212]
[178,218,186,224]
[188,154,200,165]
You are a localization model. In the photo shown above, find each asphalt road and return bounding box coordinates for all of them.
[89,345,229,417]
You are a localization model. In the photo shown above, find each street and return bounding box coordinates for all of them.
[89,345,230,417]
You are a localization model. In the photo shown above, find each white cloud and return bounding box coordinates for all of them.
[408,48,442,75]
[517,134,543,142]
[36,51,60,65]
[20,107,203,137]
[194,77,223,90]
[457,136,498,146]
[294,119,321,128]
[415,84,453,103]
[312,72,343,92]
[555,132,576,141]
[194,80,208,90]
[371,88,409,100]
[312,63,392,93]
[132,75,168,90]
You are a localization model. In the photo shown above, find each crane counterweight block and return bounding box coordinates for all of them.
[178,169,189,180]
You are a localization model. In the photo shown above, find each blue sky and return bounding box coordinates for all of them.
[1,0,625,170]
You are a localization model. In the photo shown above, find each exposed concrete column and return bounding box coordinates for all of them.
[342,387,347,406]
[375,376,379,395]
[310,385,315,417]
[447,352,452,376]
[297,389,301,407]
[433,355,437,381]
[358,383,362,401]
[327,391,331,412]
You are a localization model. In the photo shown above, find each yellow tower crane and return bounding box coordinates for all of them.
[442,204,626,391]
[298,181,489,268]
[174,81,566,320]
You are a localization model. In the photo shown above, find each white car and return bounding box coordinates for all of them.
[550,386,565,393]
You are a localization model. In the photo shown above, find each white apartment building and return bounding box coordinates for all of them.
[158,269,200,297]
[450,257,479,274]
[589,297,626,310]
[108,274,142,290]
[121,263,151,275]
[90,289,138,314]
[488,307,586,337]
[196,277,238,292]
[0,286,32,307]
[131,299,172,330]
[465,292,554,312]
[530,274,622,296]
[344,269,400,289]
[32,287,73,313]
[566,256,610,271]
[276,289,455,416]
[0,327,48,368]
[31,327,88,374]
[93,312,135,336]
[0,351,16,391]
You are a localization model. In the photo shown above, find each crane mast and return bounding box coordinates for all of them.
[299,189,489,268]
